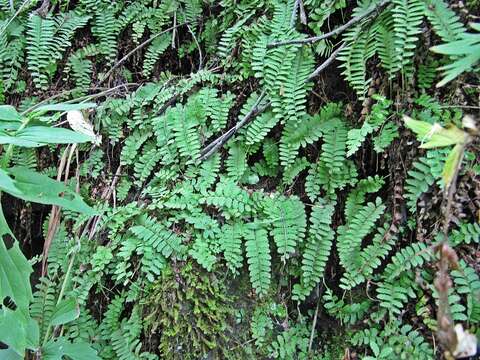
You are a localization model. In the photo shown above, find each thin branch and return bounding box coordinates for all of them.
[290,0,300,27]
[308,295,321,353]
[186,21,203,70]
[199,91,268,161]
[290,0,307,27]
[21,83,138,115]
[198,42,345,161]
[0,0,32,37]
[98,22,189,85]
[306,42,345,81]
[268,0,390,48]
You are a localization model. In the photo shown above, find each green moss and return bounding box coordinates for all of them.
[142,261,235,359]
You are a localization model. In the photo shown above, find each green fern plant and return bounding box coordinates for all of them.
[431,23,480,87]
[293,200,335,301]
[26,13,89,90]
[244,222,271,297]
[265,195,306,261]
[130,215,184,258]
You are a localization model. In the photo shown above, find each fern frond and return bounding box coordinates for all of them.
[417,58,439,90]
[265,195,306,261]
[423,0,466,43]
[282,157,310,186]
[323,287,371,325]
[340,222,396,290]
[244,223,271,297]
[171,105,201,164]
[226,141,247,180]
[189,236,217,272]
[376,10,397,78]
[452,260,480,322]
[92,7,119,63]
[133,143,162,185]
[120,129,151,166]
[11,147,37,169]
[431,24,480,87]
[194,153,221,191]
[293,200,335,301]
[344,175,384,222]
[373,122,399,153]
[263,139,279,169]
[31,277,57,338]
[346,96,392,156]
[130,216,183,258]
[319,118,349,173]
[382,242,432,281]
[142,34,170,77]
[279,105,338,167]
[201,177,252,219]
[391,0,425,72]
[450,222,480,246]
[52,12,90,58]
[337,198,386,274]
[377,277,415,314]
[26,15,56,90]
[278,46,315,125]
[404,150,448,212]
[339,24,376,99]
[221,222,244,274]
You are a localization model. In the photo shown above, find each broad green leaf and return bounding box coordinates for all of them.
[0,132,41,147]
[34,102,96,113]
[0,348,23,360]
[50,298,80,326]
[0,167,96,216]
[0,122,21,131]
[403,116,468,148]
[0,106,21,122]
[0,169,21,194]
[0,308,36,356]
[43,338,100,360]
[403,116,433,138]
[442,143,464,188]
[421,124,469,149]
[16,126,94,145]
[0,208,33,309]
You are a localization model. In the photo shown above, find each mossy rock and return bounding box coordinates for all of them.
[142,261,240,359]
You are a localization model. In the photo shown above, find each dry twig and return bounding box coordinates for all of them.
[198,44,345,161]
[267,0,390,48]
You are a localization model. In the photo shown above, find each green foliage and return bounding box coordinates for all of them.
[244,223,271,297]
[452,260,480,322]
[323,288,371,326]
[350,320,434,359]
[1,0,478,358]
[220,222,244,274]
[431,23,480,86]
[377,242,433,314]
[142,262,233,359]
[346,95,393,156]
[450,222,480,246]
[404,148,449,212]
[423,0,466,43]
[143,34,170,77]
[337,198,386,276]
[265,195,306,261]
[130,215,184,259]
[293,200,335,301]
